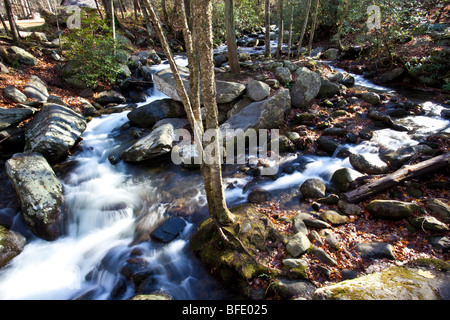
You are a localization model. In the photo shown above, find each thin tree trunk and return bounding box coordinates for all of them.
[161,0,171,32]
[94,0,104,19]
[194,0,234,226]
[0,10,10,34]
[287,1,294,58]
[307,0,319,56]
[133,0,139,20]
[275,0,283,57]
[3,0,20,44]
[224,0,240,75]
[296,0,311,57]
[264,0,271,57]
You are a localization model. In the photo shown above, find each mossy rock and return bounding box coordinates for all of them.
[190,204,284,296]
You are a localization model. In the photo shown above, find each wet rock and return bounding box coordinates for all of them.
[317,136,340,155]
[290,67,322,109]
[367,200,418,220]
[246,80,270,102]
[151,216,186,243]
[380,144,435,169]
[24,103,87,163]
[331,167,364,192]
[355,242,396,260]
[349,153,389,174]
[127,99,186,128]
[95,90,126,106]
[24,76,49,101]
[248,188,271,204]
[375,67,404,84]
[3,86,27,103]
[220,89,291,135]
[409,216,449,232]
[0,225,26,269]
[6,152,64,241]
[121,122,175,162]
[0,106,34,130]
[299,178,326,199]
[368,110,394,127]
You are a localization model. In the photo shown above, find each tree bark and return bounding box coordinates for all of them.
[3,0,20,44]
[287,1,294,58]
[224,0,240,75]
[264,0,271,57]
[275,0,283,57]
[343,152,450,204]
[307,0,319,56]
[296,0,312,57]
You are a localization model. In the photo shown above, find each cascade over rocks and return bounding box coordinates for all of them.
[5,152,64,241]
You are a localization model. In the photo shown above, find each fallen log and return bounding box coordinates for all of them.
[343,152,450,204]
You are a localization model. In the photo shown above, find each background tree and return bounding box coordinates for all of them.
[307,0,319,56]
[296,0,312,57]
[275,0,283,57]
[224,0,240,74]
[264,0,270,57]
[3,0,20,44]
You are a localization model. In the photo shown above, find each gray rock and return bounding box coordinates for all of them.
[317,79,340,99]
[409,216,449,232]
[303,218,331,229]
[292,214,308,234]
[355,242,396,260]
[299,178,326,199]
[367,200,418,220]
[274,67,292,85]
[368,110,394,127]
[24,76,49,101]
[311,247,337,265]
[290,67,322,109]
[270,278,316,300]
[0,106,34,130]
[127,99,186,128]
[331,167,364,192]
[349,153,389,174]
[361,92,381,105]
[24,103,87,163]
[0,46,38,66]
[0,61,9,74]
[337,200,363,216]
[380,144,435,169]
[121,123,175,162]
[6,152,64,240]
[0,225,26,269]
[319,210,348,225]
[246,80,270,102]
[220,89,291,135]
[95,90,126,105]
[376,67,404,84]
[317,136,340,155]
[3,86,27,103]
[153,66,245,104]
[151,216,186,243]
[322,48,340,60]
[286,232,311,257]
[426,199,450,222]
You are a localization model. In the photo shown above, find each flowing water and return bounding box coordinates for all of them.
[0,50,449,300]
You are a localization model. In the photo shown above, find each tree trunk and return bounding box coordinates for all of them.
[287,1,294,58]
[343,153,450,204]
[307,0,319,56]
[275,0,283,57]
[224,0,240,75]
[161,0,171,32]
[95,0,104,19]
[296,0,312,57]
[264,0,271,57]
[3,0,20,44]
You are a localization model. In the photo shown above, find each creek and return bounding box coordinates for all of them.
[0,52,448,300]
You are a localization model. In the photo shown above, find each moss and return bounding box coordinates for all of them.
[409,258,450,272]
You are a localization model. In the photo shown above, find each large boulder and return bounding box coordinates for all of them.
[220,89,291,135]
[246,80,270,102]
[24,76,49,101]
[0,225,26,269]
[290,67,322,108]
[153,66,245,104]
[274,67,292,85]
[0,46,38,66]
[5,152,64,241]
[317,79,340,99]
[349,153,389,174]
[95,90,127,106]
[331,167,364,192]
[121,122,175,162]
[24,103,87,163]
[367,200,418,220]
[0,106,34,130]
[313,259,450,300]
[299,178,326,199]
[127,99,186,128]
